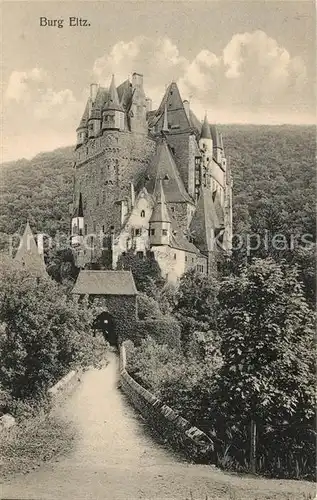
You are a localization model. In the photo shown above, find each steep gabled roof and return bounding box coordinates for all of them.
[72,270,137,295]
[170,216,200,254]
[145,139,193,204]
[117,79,133,109]
[211,125,222,149]
[14,222,47,277]
[150,181,171,223]
[189,188,221,253]
[90,87,109,119]
[151,82,193,133]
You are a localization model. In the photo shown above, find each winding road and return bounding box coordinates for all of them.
[1,353,314,500]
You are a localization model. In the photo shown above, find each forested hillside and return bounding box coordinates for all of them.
[0,125,315,250]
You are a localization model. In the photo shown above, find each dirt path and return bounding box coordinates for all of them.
[1,353,315,500]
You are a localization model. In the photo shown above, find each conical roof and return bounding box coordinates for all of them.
[201,114,212,139]
[211,125,222,149]
[15,222,47,277]
[104,75,123,112]
[150,180,171,223]
[74,193,84,218]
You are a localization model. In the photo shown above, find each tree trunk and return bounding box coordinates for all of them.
[250,419,257,473]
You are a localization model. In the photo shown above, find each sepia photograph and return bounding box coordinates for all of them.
[0,1,316,499]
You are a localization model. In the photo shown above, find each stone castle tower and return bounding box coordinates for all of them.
[71,72,232,282]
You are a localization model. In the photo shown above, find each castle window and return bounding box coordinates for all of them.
[173,253,177,260]
[140,210,145,218]
[151,229,155,236]
[164,174,169,180]
[162,229,168,236]
[96,195,99,206]
[103,192,106,203]
[84,224,88,235]
[137,251,144,259]
[185,255,188,262]
[110,225,114,233]
[93,222,96,232]
[171,206,175,213]
[102,225,105,233]
[192,258,194,263]
[135,228,141,236]
[79,229,83,236]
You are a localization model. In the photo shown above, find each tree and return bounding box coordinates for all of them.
[216,258,316,426]
[116,250,163,292]
[0,256,106,402]
[173,269,219,352]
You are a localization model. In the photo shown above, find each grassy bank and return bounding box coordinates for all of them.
[0,410,76,478]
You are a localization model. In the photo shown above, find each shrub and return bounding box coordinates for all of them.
[137,293,163,320]
[135,318,181,348]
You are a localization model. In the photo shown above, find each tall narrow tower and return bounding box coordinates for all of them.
[149,180,171,246]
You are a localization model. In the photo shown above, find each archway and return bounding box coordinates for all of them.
[93,311,117,346]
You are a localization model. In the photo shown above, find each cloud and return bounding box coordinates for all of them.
[4,67,82,124]
[93,36,187,105]
[5,68,49,103]
[2,31,314,162]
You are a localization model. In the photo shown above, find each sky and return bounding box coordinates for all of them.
[1,0,316,162]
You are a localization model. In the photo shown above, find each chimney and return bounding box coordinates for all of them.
[90,83,98,102]
[183,100,190,120]
[146,98,152,112]
[130,182,135,207]
[132,72,143,88]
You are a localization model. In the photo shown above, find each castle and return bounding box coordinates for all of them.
[71,73,232,283]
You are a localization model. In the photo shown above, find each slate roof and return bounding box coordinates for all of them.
[150,181,171,223]
[145,139,194,204]
[189,187,221,253]
[74,193,84,218]
[117,79,133,110]
[211,125,222,149]
[72,270,137,295]
[201,114,212,139]
[90,87,109,119]
[14,222,47,277]
[150,82,193,133]
[104,75,124,112]
[170,217,200,254]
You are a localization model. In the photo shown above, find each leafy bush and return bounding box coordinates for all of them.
[0,256,107,404]
[135,318,181,348]
[137,293,163,320]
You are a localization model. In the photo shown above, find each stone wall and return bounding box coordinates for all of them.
[119,342,214,461]
[73,130,156,264]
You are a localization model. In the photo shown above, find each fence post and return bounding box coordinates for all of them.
[250,419,257,473]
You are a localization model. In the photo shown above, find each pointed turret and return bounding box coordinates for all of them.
[104,75,123,111]
[76,100,89,146]
[201,113,212,140]
[102,75,125,131]
[15,222,47,277]
[149,180,171,246]
[150,180,171,223]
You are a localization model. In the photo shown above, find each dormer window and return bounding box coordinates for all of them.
[164,174,169,180]
[140,210,145,218]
